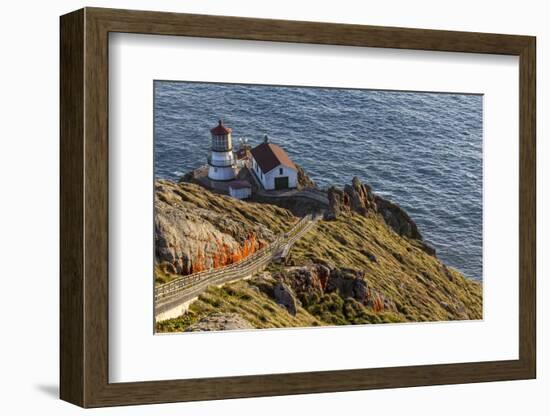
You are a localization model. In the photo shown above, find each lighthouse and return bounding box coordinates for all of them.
[207,120,236,181]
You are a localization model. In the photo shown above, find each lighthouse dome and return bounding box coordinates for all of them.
[210,120,233,152]
[210,120,232,135]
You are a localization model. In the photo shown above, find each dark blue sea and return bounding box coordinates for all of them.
[154,81,483,281]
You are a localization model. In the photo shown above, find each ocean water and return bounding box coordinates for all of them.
[154,81,483,281]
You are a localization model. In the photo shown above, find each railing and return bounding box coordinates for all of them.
[278,214,320,258]
[155,243,276,300]
[255,187,329,206]
[155,214,315,303]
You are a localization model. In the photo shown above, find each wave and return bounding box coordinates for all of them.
[154,82,483,280]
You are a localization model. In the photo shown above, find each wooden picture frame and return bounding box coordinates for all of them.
[60,7,536,408]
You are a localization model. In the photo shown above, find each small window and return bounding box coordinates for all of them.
[279,168,283,175]
[214,167,218,172]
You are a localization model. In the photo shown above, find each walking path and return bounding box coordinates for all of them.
[256,187,329,206]
[155,213,321,322]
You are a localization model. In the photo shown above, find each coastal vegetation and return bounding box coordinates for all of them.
[155,176,482,332]
[154,179,294,283]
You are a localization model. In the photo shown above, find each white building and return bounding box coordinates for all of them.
[228,180,252,200]
[207,120,236,181]
[250,136,298,190]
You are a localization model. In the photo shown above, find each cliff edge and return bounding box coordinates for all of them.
[156,178,482,332]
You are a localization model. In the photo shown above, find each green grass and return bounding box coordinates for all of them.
[156,279,324,333]
[158,180,296,235]
[154,263,181,285]
[290,213,482,322]
[156,312,200,332]
[155,182,482,332]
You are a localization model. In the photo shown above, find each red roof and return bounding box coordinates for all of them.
[250,142,296,174]
[211,120,232,135]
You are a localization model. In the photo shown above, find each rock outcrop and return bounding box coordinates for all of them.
[185,313,254,332]
[326,268,369,303]
[296,163,317,190]
[273,282,298,315]
[155,173,482,334]
[326,177,435,255]
[326,176,376,219]
[270,264,395,314]
[155,180,293,276]
[345,176,378,215]
[283,264,330,296]
[374,195,422,240]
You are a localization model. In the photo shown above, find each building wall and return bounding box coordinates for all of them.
[209,149,234,166]
[208,164,236,181]
[264,165,297,190]
[251,158,264,184]
[251,157,297,190]
[208,149,236,181]
[229,187,252,200]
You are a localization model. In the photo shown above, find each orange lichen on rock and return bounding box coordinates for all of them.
[211,240,231,269]
[231,233,257,263]
[372,294,385,313]
[191,250,207,273]
[210,233,262,270]
[365,288,385,313]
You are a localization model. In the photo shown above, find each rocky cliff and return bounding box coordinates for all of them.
[327,177,435,255]
[154,180,295,282]
[296,164,317,189]
[156,177,482,332]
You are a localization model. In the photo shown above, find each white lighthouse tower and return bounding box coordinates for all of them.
[207,120,236,181]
